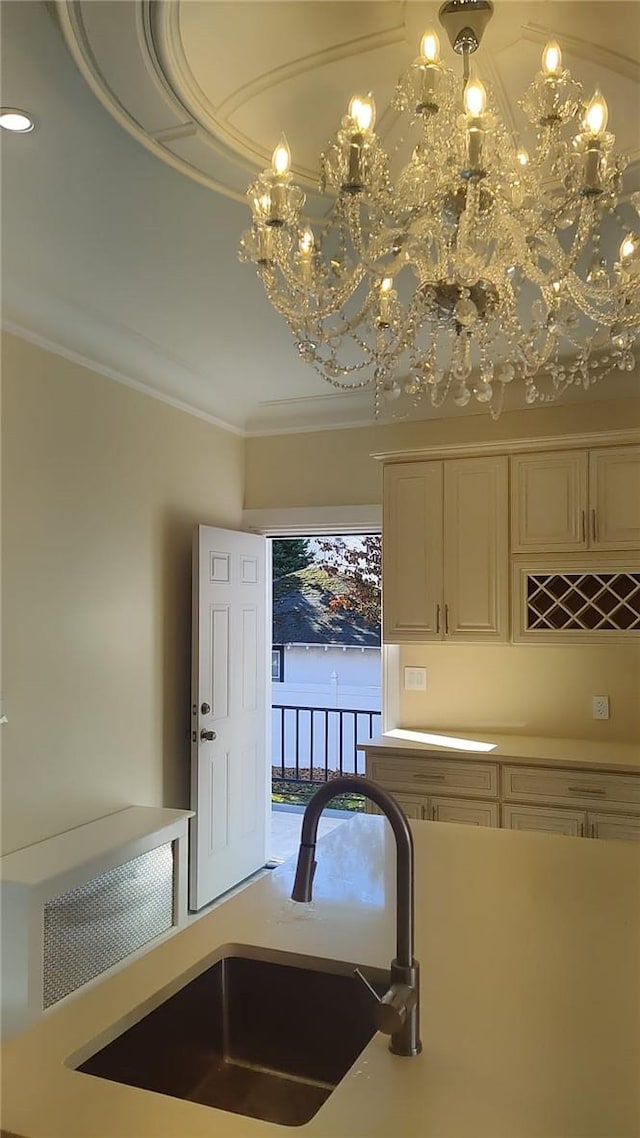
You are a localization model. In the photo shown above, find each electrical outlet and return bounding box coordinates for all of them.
[592,695,610,720]
[404,667,427,692]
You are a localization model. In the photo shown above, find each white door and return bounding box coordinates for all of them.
[189,525,269,910]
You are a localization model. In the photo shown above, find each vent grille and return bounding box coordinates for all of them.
[526,571,640,632]
[43,842,174,1009]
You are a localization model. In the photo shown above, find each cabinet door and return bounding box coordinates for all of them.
[502,804,585,837]
[588,812,640,842]
[383,462,443,642]
[443,455,509,640]
[429,797,499,827]
[589,446,640,549]
[511,451,587,552]
[367,793,427,820]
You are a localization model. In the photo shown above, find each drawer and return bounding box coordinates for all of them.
[503,765,640,813]
[502,803,585,838]
[588,812,640,842]
[367,793,427,820]
[368,756,498,800]
[429,797,499,827]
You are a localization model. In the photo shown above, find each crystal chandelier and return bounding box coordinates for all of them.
[239,0,640,418]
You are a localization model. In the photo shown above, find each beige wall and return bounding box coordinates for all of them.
[398,643,640,743]
[244,397,640,509]
[1,334,245,854]
[2,336,638,858]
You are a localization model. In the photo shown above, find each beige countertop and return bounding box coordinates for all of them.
[363,729,640,772]
[1,815,639,1138]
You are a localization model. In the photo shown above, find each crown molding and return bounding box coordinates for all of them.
[1,321,245,437]
[371,427,640,463]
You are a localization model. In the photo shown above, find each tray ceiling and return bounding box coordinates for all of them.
[1,1,639,433]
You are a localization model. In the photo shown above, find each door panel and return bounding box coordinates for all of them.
[190,526,268,910]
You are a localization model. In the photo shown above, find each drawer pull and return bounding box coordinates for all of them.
[411,772,447,782]
[567,785,605,796]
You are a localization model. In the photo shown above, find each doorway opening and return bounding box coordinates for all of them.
[269,534,382,863]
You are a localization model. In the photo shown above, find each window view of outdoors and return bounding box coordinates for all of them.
[271,535,382,811]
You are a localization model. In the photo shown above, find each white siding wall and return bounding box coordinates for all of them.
[271,645,381,774]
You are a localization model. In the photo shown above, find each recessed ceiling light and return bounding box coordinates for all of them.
[0,108,35,133]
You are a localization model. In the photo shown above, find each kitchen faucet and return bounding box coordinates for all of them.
[291,775,421,1057]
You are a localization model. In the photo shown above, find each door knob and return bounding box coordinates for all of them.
[200,728,216,742]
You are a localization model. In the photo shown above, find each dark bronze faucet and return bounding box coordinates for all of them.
[291,775,421,1057]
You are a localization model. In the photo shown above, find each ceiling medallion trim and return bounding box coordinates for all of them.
[150,2,409,191]
[55,0,248,202]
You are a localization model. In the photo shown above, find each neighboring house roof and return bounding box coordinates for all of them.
[272,566,381,648]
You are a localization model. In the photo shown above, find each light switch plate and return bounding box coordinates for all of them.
[404,667,427,692]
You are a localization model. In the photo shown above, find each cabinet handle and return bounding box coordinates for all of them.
[579,821,585,837]
[444,604,450,635]
[581,510,586,544]
[436,604,441,634]
[412,772,447,781]
[589,822,597,839]
[591,508,597,544]
[567,785,605,796]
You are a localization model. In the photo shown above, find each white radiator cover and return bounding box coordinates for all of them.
[1,807,191,1039]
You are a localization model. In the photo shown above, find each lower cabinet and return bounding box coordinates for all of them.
[429,797,499,827]
[368,794,498,826]
[502,804,585,838]
[368,793,427,820]
[587,812,640,842]
[365,748,640,842]
[503,803,640,841]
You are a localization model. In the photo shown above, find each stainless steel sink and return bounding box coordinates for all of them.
[76,949,389,1127]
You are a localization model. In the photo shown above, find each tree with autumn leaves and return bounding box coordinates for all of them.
[315,535,381,629]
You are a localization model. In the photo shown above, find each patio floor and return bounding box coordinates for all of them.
[269,804,351,865]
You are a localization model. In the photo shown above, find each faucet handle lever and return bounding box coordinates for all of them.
[354,967,381,1003]
[354,968,410,1037]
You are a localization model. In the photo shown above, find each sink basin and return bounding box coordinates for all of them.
[76,948,388,1127]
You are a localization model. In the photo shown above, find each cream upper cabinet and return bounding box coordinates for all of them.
[443,456,509,640]
[383,461,443,641]
[511,445,640,553]
[589,446,640,549]
[383,456,508,642]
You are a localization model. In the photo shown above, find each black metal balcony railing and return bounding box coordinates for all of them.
[272,704,382,785]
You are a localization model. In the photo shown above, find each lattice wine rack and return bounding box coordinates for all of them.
[525,570,640,632]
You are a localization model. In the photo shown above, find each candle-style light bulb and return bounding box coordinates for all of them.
[377,277,395,326]
[619,233,637,273]
[348,94,376,133]
[272,135,291,176]
[516,147,529,167]
[299,227,314,255]
[464,78,487,118]
[542,40,562,77]
[583,91,608,138]
[420,30,440,64]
